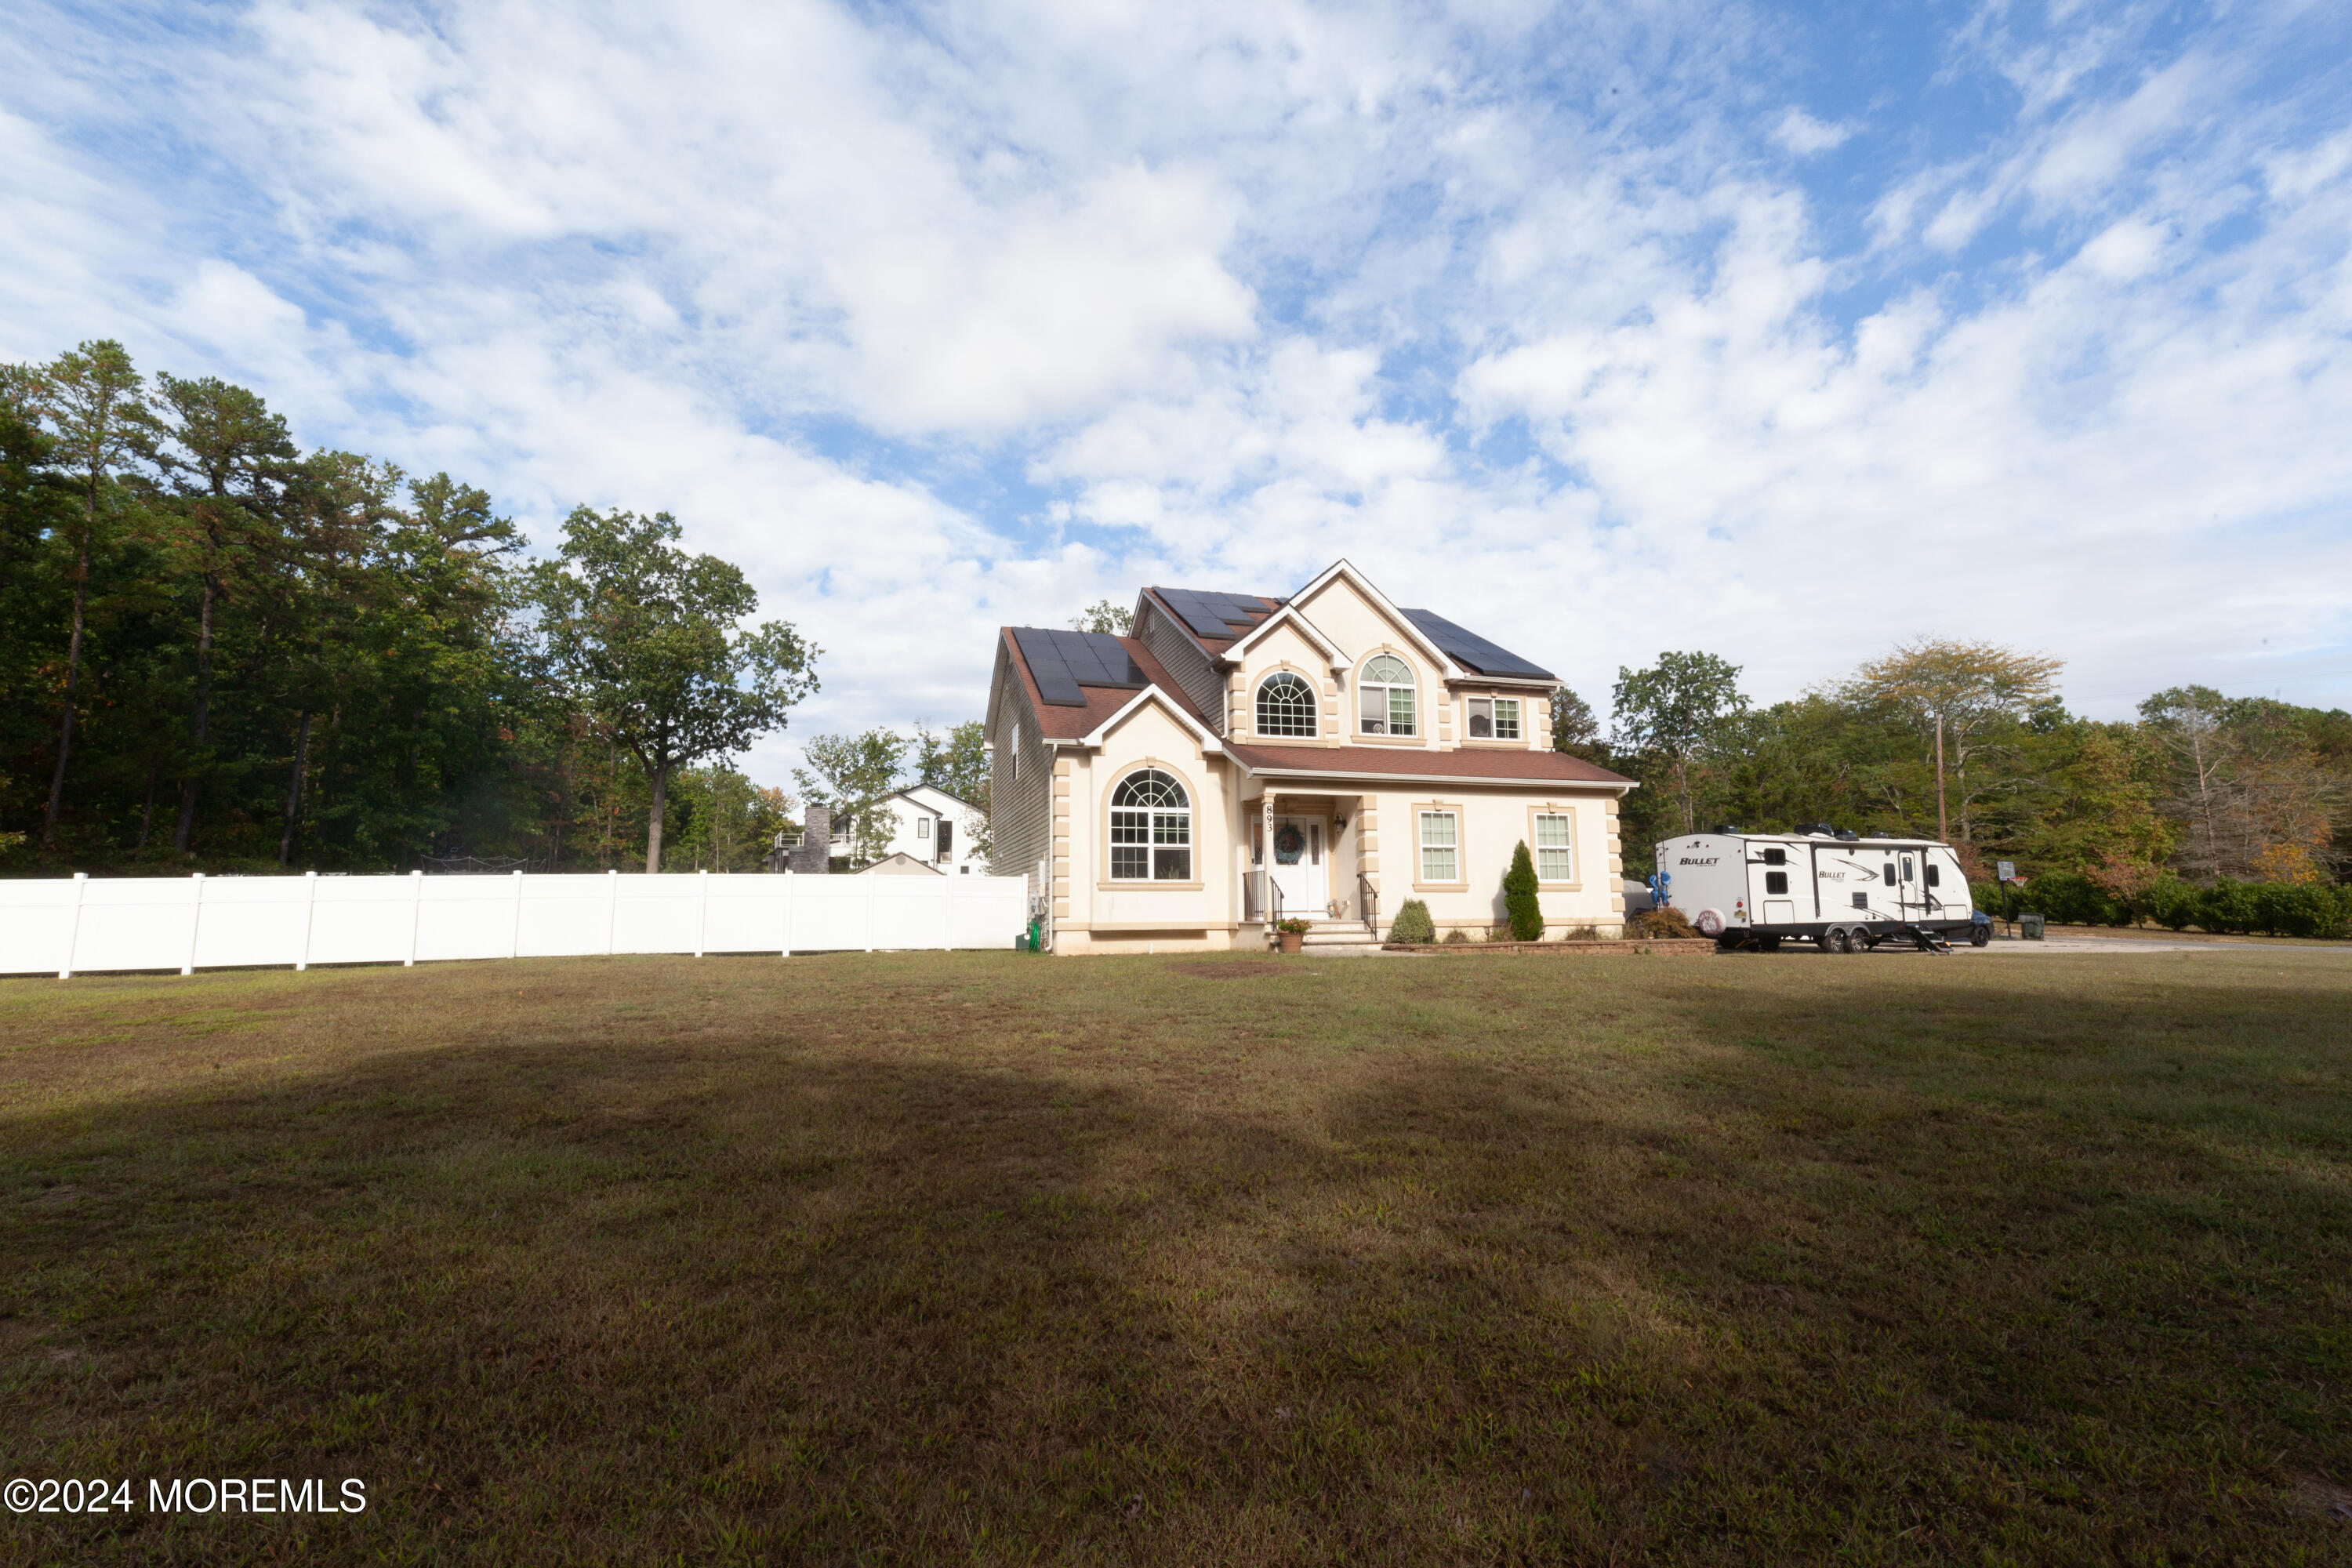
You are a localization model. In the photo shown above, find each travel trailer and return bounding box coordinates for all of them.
[1654,826,1988,952]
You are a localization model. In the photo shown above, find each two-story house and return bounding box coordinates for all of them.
[985,561,1635,953]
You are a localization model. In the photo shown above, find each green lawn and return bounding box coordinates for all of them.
[3,947,2349,1564]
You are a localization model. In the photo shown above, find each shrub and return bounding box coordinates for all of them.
[2252,880,2347,939]
[1443,927,1471,945]
[2020,870,2122,929]
[2200,880,2256,935]
[2144,876,2201,932]
[1503,840,1544,941]
[1629,906,1697,938]
[1388,898,1435,944]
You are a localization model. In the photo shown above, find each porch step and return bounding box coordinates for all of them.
[1267,922,1384,950]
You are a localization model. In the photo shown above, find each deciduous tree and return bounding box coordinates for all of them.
[535,507,818,873]
[1847,639,2062,844]
[1611,652,1748,835]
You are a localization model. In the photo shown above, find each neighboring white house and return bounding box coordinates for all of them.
[833,785,989,874]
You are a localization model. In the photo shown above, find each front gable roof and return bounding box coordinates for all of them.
[1218,600,1346,668]
[1287,558,1466,677]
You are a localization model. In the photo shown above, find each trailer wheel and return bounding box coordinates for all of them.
[1692,907,1726,938]
[1822,927,1846,953]
[1755,935,1782,953]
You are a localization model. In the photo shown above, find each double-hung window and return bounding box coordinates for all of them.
[1110,769,1191,880]
[1359,655,1416,735]
[1418,809,1458,882]
[1534,812,1573,880]
[1467,696,1522,740]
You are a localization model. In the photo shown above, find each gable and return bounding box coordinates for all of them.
[1291,570,1451,673]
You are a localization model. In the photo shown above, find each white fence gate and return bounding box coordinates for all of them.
[0,871,1030,978]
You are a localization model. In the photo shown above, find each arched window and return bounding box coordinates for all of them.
[1358,654,1417,736]
[1254,672,1317,737]
[1110,769,1191,880]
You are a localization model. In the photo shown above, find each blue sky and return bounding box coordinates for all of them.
[5,0,2350,781]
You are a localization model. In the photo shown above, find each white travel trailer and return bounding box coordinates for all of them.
[1654,827,1987,952]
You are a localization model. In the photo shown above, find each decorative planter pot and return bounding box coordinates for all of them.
[1278,931,1304,953]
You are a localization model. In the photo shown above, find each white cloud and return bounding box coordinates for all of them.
[1,0,2347,774]
[1771,107,1853,157]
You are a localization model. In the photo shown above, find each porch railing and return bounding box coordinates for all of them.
[1242,869,1283,927]
[1356,872,1379,939]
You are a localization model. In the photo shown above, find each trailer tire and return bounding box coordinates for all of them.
[1755,934,1782,953]
[1829,927,1856,954]
[1692,908,1726,937]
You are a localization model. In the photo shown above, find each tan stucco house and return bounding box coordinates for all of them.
[985,561,1635,953]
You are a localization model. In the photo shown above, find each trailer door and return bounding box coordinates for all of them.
[1752,844,1796,927]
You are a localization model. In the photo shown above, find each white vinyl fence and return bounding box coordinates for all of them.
[0,871,1031,978]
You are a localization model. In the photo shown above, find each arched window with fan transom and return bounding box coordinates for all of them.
[1109,768,1191,880]
[1254,672,1317,738]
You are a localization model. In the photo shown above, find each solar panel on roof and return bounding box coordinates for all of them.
[1011,627,1146,707]
[1154,587,1271,641]
[1398,608,1555,679]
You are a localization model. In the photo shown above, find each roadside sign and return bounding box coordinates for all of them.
[1996,861,2016,883]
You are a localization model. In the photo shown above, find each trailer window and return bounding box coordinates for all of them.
[1765,871,1788,895]
[1762,848,1785,866]
[1926,864,1941,887]
[1882,863,1897,885]
[1900,856,1914,881]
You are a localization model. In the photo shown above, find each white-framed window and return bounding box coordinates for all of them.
[1359,655,1416,735]
[1009,720,1020,782]
[916,817,931,840]
[1468,696,1521,740]
[1534,812,1573,880]
[1418,809,1457,882]
[1254,672,1318,737]
[1110,769,1191,880]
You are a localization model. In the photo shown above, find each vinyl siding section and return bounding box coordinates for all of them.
[985,641,1057,906]
[1137,597,1226,736]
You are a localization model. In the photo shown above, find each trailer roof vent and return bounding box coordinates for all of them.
[1711,823,1743,835]
[1834,829,1859,841]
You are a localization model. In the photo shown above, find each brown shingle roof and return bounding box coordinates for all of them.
[1223,740,1632,786]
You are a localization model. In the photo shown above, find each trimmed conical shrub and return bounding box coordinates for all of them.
[1504,840,1544,941]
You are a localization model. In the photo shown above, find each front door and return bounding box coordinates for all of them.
[1267,816,1327,918]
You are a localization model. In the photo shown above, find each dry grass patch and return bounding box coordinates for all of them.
[2,946,2349,1563]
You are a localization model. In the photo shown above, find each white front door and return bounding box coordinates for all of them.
[1266,816,1328,918]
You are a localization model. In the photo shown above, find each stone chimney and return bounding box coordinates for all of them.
[787,804,831,873]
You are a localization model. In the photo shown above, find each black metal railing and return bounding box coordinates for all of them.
[1357,872,1379,938]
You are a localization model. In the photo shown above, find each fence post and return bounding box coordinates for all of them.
[183,873,205,976]
[510,869,525,960]
[605,869,619,955]
[695,869,709,958]
[406,869,423,967]
[296,869,319,971]
[780,869,793,958]
[58,871,89,980]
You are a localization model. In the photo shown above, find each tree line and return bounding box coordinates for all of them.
[0,339,844,876]
[1555,641,2352,916]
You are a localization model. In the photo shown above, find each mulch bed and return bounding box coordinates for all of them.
[1381,938,1719,956]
